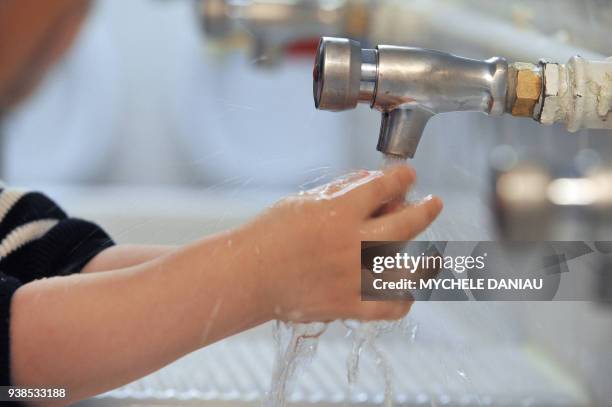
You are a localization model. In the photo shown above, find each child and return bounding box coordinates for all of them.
[0,1,443,404]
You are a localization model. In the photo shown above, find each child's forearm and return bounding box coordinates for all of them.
[81,244,177,273]
[9,230,270,405]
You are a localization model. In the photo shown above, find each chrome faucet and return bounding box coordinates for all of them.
[313,37,508,158]
[199,1,371,66]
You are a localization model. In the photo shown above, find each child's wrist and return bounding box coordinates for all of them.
[227,226,277,323]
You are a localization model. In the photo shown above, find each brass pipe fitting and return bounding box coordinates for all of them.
[506,62,543,118]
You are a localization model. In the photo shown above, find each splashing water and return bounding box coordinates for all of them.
[344,320,401,406]
[401,317,419,342]
[266,154,415,407]
[342,154,416,406]
[265,321,327,406]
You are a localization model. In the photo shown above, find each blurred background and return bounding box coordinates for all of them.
[2,0,612,405]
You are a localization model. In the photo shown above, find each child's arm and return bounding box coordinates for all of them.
[80,245,176,273]
[11,230,269,405]
[10,165,442,405]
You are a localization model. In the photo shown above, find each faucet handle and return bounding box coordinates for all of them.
[313,37,362,111]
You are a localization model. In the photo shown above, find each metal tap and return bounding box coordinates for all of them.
[198,1,371,66]
[313,37,508,158]
[312,37,612,158]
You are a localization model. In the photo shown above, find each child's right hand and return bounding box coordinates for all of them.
[237,164,443,323]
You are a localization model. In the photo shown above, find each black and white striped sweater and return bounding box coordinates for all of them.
[0,186,113,385]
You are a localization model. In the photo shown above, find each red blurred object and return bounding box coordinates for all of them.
[285,38,320,58]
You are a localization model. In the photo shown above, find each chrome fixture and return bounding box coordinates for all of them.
[313,37,612,158]
[198,1,371,65]
[313,37,508,158]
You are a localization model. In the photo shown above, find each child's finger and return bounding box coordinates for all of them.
[361,195,443,241]
[342,165,416,216]
[372,196,405,217]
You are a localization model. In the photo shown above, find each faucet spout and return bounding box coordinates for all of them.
[377,108,433,158]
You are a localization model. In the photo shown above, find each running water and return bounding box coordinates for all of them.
[382,154,408,169]
[264,321,327,406]
[265,154,412,407]
[382,153,421,200]
[344,315,420,406]
[343,154,412,406]
[345,320,399,406]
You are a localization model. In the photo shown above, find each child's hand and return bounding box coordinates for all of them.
[239,165,443,323]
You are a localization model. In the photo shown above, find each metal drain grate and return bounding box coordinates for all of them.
[76,303,591,406]
[81,331,588,406]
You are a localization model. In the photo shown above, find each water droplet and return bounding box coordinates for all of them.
[410,324,418,341]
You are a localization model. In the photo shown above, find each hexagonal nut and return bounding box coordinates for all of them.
[507,62,542,118]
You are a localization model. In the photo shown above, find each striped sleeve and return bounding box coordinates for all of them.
[0,187,114,385]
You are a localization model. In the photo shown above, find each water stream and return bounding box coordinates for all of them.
[381,154,408,169]
[264,321,328,407]
[345,320,398,406]
[265,154,411,407]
